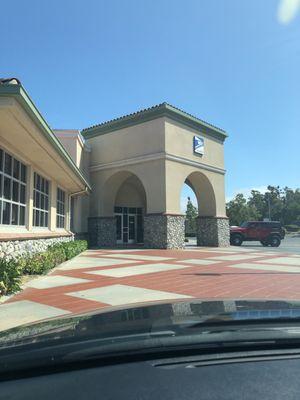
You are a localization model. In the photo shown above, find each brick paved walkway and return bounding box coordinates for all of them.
[1,246,300,331]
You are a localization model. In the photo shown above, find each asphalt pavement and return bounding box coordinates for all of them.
[241,235,300,254]
[186,235,300,254]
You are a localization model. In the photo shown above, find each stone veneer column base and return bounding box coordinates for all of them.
[144,214,185,249]
[88,217,116,248]
[196,216,230,247]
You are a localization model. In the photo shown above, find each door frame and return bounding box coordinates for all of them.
[116,212,137,244]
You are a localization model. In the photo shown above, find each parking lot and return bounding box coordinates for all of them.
[187,235,300,254]
[236,235,300,254]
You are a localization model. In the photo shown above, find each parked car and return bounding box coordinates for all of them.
[230,221,285,247]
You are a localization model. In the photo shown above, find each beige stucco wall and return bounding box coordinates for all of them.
[87,117,165,167]
[0,98,86,193]
[89,157,166,216]
[85,116,226,222]
[0,99,87,236]
[164,118,225,169]
[53,130,91,234]
[115,177,146,208]
[165,159,226,216]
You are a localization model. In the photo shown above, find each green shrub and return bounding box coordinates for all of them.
[23,240,88,275]
[48,244,67,265]
[24,251,56,275]
[61,240,88,260]
[0,258,23,296]
[0,240,88,296]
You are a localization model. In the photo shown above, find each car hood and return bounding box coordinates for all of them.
[2,299,300,349]
[230,226,246,232]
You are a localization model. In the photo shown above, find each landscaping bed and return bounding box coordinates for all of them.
[0,240,88,297]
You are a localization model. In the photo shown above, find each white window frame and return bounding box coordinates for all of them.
[56,187,66,229]
[0,147,27,226]
[33,172,50,228]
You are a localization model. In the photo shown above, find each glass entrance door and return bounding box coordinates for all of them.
[115,206,143,245]
[116,214,122,243]
[128,215,136,244]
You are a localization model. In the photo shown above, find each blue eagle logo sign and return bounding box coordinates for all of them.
[193,136,204,155]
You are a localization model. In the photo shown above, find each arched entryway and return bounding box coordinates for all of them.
[184,171,217,216]
[98,171,147,246]
[175,169,228,247]
[114,174,146,244]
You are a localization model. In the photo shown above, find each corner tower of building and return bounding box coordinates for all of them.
[82,103,229,249]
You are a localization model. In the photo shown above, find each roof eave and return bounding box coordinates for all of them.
[82,103,228,142]
[0,83,91,191]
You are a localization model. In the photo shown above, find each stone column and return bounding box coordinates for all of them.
[144,214,185,249]
[88,216,116,248]
[196,216,230,247]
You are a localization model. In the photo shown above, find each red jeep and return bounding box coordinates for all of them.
[230,221,285,247]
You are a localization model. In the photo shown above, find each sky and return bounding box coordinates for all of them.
[1,0,299,212]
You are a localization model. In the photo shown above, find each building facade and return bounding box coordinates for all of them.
[0,78,229,253]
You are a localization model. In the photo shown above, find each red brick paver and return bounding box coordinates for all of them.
[4,247,300,317]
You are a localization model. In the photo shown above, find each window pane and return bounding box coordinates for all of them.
[0,149,3,172]
[41,194,45,210]
[0,174,3,197]
[13,181,19,202]
[34,210,38,227]
[4,153,12,175]
[13,159,20,179]
[37,174,40,191]
[21,164,26,183]
[4,177,11,200]
[20,184,26,204]
[0,200,2,224]
[40,212,44,227]
[36,192,40,208]
[19,206,25,225]
[2,202,10,224]
[45,212,48,227]
[11,204,18,225]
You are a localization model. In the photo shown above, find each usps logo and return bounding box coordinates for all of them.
[193,136,204,155]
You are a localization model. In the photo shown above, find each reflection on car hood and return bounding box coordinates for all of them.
[2,299,300,348]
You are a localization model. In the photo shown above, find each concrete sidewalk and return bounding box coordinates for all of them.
[1,246,300,331]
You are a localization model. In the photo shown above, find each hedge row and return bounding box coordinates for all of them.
[0,240,88,297]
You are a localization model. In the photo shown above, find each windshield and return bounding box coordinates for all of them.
[240,222,249,228]
[0,0,299,370]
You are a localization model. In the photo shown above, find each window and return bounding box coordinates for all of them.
[0,148,27,226]
[33,172,49,227]
[56,188,66,228]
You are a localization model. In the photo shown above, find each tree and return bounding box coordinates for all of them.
[185,197,198,236]
[226,186,300,227]
[248,190,265,219]
[226,193,260,226]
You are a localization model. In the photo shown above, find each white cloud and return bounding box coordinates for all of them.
[226,186,268,202]
[277,0,300,24]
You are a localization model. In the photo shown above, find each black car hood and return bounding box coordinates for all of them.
[2,299,300,349]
